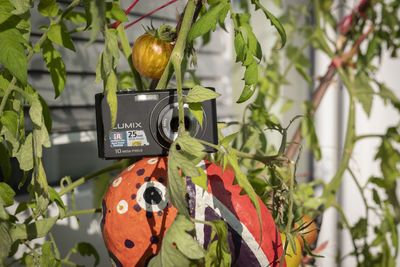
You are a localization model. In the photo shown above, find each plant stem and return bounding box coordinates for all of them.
[62,208,101,218]
[59,160,127,196]
[322,66,356,205]
[285,65,337,160]
[60,260,79,266]
[165,0,198,134]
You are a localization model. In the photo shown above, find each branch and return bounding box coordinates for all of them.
[285,65,337,159]
[58,160,127,196]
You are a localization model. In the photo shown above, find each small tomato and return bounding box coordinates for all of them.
[280,233,302,267]
[132,33,172,79]
[294,215,318,248]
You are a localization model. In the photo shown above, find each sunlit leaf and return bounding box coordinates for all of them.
[41,39,66,98]
[188,1,228,42]
[0,183,15,207]
[87,0,105,45]
[38,0,58,17]
[149,214,204,266]
[185,86,220,103]
[0,28,27,85]
[47,24,75,51]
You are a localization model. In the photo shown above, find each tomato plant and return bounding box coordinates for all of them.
[0,0,400,266]
[132,33,173,79]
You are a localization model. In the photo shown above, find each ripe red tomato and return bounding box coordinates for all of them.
[294,215,318,248]
[132,33,173,79]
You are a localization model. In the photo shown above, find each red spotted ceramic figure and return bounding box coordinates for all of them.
[101,157,285,266]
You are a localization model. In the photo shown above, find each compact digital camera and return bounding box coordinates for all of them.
[95,88,218,159]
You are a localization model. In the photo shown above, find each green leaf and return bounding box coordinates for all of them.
[241,25,262,60]
[234,32,246,62]
[236,85,255,103]
[38,0,59,17]
[350,218,367,240]
[151,214,204,266]
[0,28,27,85]
[170,146,200,177]
[176,134,205,159]
[205,220,231,267]
[48,187,67,217]
[88,0,105,45]
[226,148,263,242]
[33,122,51,158]
[11,0,33,15]
[29,98,43,127]
[1,110,19,138]
[295,63,312,84]
[188,2,227,42]
[185,86,220,103]
[105,2,128,22]
[301,103,321,160]
[41,39,66,98]
[16,134,33,171]
[167,147,190,216]
[47,24,75,51]
[0,182,15,207]
[10,216,58,241]
[93,173,110,209]
[354,72,375,116]
[31,160,50,216]
[118,71,134,90]
[250,0,286,47]
[64,11,87,25]
[280,100,293,113]
[0,143,11,180]
[39,94,52,133]
[105,71,118,129]
[99,28,119,80]
[244,61,258,85]
[72,242,100,266]
[39,241,60,267]
[221,132,238,147]
[0,221,13,261]
[191,168,208,190]
[0,0,14,24]
[189,103,204,127]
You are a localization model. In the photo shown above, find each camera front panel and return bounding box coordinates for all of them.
[95,89,218,159]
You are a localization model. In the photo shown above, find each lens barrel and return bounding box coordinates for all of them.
[158,103,200,143]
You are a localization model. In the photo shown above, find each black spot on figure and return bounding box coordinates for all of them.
[157,211,163,216]
[136,183,141,189]
[146,212,153,219]
[131,194,136,200]
[144,176,150,182]
[137,169,145,176]
[134,204,141,212]
[143,187,162,205]
[124,239,135,248]
[158,177,165,183]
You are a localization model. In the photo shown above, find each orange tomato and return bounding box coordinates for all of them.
[132,33,172,79]
[294,215,318,248]
[280,233,302,267]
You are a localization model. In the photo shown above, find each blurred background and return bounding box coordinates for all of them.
[7,0,400,266]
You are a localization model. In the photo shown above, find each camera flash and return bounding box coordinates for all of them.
[135,94,159,102]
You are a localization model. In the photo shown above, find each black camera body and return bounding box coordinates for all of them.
[95,89,218,159]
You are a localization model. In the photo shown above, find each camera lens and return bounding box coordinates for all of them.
[158,104,201,143]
